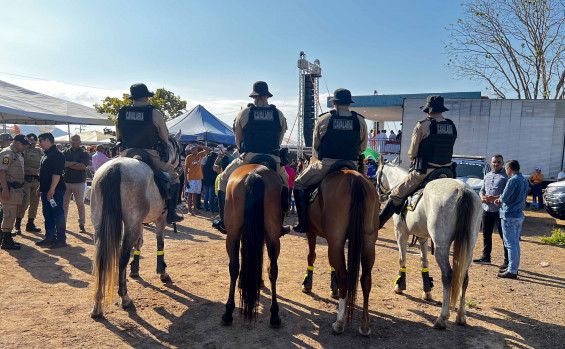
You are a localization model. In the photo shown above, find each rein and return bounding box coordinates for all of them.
[376,164,391,198]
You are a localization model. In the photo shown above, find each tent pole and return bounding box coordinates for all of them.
[67,123,71,143]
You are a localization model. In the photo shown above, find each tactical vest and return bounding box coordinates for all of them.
[242,104,281,154]
[117,105,159,150]
[416,118,457,166]
[318,111,361,161]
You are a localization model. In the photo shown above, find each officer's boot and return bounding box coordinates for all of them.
[379,199,399,229]
[292,189,309,233]
[1,231,21,250]
[26,218,42,233]
[212,190,226,234]
[167,184,183,224]
[13,218,22,236]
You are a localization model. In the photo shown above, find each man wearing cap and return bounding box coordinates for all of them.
[292,88,368,233]
[529,166,544,208]
[14,133,44,235]
[116,83,183,223]
[184,144,210,215]
[214,81,289,233]
[0,135,30,250]
[379,95,457,228]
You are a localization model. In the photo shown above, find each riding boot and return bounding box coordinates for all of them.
[12,218,22,236]
[167,184,183,223]
[1,231,21,250]
[292,189,309,233]
[212,190,226,234]
[379,199,399,229]
[26,218,42,233]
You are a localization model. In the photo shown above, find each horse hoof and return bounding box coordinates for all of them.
[359,326,371,337]
[129,272,139,278]
[330,290,339,299]
[269,316,281,328]
[121,296,133,309]
[90,307,103,318]
[302,287,312,294]
[422,291,433,301]
[433,317,447,329]
[331,320,345,335]
[160,273,171,282]
[456,314,467,326]
[394,287,403,295]
[221,313,233,326]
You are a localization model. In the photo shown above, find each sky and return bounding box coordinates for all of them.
[0,0,487,136]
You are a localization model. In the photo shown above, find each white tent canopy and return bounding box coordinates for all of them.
[54,131,113,145]
[0,80,113,126]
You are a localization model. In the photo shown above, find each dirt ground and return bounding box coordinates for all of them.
[1,195,564,349]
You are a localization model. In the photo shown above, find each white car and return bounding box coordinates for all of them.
[543,181,565,219]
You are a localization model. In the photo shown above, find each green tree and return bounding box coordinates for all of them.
[94,88,187,123]
[445,0,565,99]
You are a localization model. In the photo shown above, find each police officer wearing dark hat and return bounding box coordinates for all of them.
[293,88,368,233]
[378,95,457,228]
[214,81,289,233]
[116,83,183,223]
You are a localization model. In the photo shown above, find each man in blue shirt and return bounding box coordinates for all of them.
[474,155,509,269]
[494,160,529,279]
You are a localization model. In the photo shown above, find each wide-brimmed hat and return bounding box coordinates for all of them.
[26,133,38,142]
[249,81,273,98]
[14,134,30,146]
[0,133,13,142]
[330,88,355,105]
[128,83,155,100]
[420,95,449,113]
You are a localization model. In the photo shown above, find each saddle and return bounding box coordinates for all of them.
[249,154,289,216]
[121,149,170,200]
[400,167,455,214]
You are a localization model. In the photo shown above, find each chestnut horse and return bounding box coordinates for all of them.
[221,164,284,328]
[303,170,379,336]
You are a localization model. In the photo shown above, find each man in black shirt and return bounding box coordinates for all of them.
[35,133,67,248]
[62,135,90,233]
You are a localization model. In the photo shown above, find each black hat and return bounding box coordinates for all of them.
[420,95,449,113]
[128,83,155,100]
[26,133,38,142]
[0,133,13,142]
[14,134,30,146]
[249,81,273,98]
[330,88,355,105]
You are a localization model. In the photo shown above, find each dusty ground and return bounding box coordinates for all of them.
[1,195,564,349]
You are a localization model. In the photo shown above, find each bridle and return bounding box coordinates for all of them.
[375,162,391,199]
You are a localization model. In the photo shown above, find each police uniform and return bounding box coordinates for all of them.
[16,143,43,231]
[0,144,26,249]
[217,102,289,192]
[379,95,457,228]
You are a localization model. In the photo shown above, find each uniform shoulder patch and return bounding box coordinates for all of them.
[2,156,9,164]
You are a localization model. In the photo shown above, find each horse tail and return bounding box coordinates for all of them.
[239,170,265,321]
[346,175,367,324]
[450,188,475,307]
[92,164,124,307]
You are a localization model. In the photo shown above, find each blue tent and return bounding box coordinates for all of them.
[166,104,235,145]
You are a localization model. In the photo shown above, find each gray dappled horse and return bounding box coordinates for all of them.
[90,133,181,318]
[376,160,481,329]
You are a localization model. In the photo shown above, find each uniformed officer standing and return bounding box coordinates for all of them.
[213,81,289,232]
[379,95,457,228]
[14,133,43,235]
[116,83,183,224]
[0,135,30,250]
[0,133,14,228]
[293,88,368,233]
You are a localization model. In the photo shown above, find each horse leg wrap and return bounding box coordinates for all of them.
[156,251,167,274]
[330,269,338,292]
[302,266,314,290]
[130,251,140,275]
[422,269,434,292]
[394,268,407,290]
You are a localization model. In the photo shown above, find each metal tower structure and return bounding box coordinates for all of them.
[297,51,322,159]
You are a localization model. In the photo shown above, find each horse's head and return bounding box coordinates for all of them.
[375,159,408,201]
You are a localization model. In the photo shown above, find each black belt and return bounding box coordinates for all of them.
[24,175,40,182]
[7,181,24,189]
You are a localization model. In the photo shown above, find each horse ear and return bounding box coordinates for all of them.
[174,130,181,141]
[392,156,399,164]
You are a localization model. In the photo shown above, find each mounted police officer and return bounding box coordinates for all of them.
[379,95,457,228]
[14,133,43,235]
[293,88,368,233]
[116,83,183,224]
[0,135,30,250]
[213,81,289,233]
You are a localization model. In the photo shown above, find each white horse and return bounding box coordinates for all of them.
[376,160,482,329]
[90,133,181,318]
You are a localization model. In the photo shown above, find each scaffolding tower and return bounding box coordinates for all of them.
[297,51,322,160]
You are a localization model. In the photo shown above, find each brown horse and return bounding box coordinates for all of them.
[302,170,379,336]
[221,164,284,327]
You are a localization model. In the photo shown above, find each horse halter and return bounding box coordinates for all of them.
[376,163,391,199]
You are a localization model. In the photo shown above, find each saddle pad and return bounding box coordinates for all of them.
[405,188,424,211]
